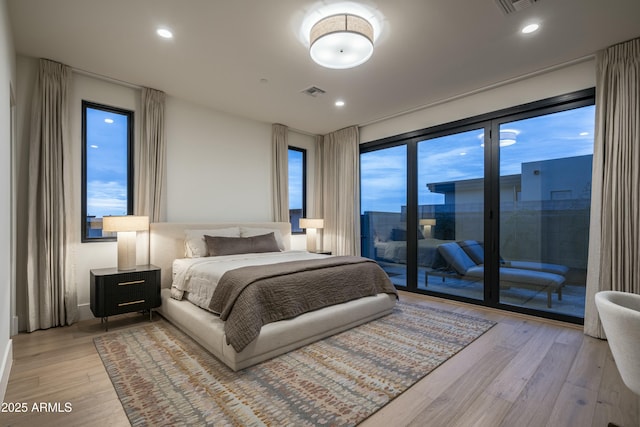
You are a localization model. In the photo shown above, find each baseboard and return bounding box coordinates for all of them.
[0,339,13,403]
[77,303,94,321]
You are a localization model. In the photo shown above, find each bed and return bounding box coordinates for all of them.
[150,222,398,371]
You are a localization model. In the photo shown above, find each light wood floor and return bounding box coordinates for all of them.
[1,292,638,427]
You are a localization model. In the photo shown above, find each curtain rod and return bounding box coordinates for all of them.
[71,66,143,90]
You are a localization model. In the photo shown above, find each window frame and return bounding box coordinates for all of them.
[288,146,307,234]
[81,100,134,242]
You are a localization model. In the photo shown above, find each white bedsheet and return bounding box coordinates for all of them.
[172,250,330,310]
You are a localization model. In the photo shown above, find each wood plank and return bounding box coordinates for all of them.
[499,342,580,427]
[451,391,512,427]
[408,345,516,426]
[484,322,561,402]
[546,382,598,427]
[592,351,640,427]
[565,334,607,393]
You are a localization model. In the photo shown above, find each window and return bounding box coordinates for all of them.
[360,89,595,323]
[82,101,134,241]
[288,147,306,233]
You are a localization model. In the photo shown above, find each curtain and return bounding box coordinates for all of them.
[321,126,361,256]
[584,38,640,338]
[136,87,166,222]
[313,134,325,250]
[25,59,77,331]
[271,123,289,222]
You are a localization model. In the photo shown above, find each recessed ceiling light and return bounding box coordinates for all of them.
[90,145,99,149]
[156,28,173,39]
[335,100,345,107]
[104,118,114,124]
[521,23,540,34]
[580,131,589,136]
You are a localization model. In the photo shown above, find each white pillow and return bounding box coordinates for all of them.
[184,227,240,257]
[240,227,286,251]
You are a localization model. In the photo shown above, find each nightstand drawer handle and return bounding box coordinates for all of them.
[118,300,145,307]
[118,280,145,286]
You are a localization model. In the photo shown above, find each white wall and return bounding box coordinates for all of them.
[360,59,596,143]
[0,0,15,402]
[165,97,272,222]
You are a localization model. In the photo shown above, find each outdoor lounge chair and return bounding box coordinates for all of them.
[435,241,567,308]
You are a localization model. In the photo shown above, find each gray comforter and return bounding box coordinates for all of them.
[209,256,398,352]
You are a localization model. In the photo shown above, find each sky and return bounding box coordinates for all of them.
[288,149,304,210]
[361,104,595,213]
[85,107,130,218]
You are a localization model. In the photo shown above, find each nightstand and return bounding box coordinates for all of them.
[90,264,161,331]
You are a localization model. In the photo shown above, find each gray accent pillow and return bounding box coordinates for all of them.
[205,232,281,256]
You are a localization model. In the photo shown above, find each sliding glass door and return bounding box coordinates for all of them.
[360,89,594,322]
[497,105,594,316]
[416,128,485,300]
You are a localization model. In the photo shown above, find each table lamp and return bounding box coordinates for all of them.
[102,215,149,270]
[299,218,324,252]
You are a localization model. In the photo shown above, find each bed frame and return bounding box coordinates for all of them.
[149,222,397,371]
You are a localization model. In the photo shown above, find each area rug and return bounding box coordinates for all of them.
[94,301,495,426]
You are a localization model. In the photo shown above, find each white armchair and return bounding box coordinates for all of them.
[595,290,640,395]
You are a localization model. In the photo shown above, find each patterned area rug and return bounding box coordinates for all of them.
[94,301,495,426]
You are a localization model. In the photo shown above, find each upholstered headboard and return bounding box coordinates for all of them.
[149,222,292,288]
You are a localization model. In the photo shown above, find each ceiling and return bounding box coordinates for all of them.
[8,0,640,135]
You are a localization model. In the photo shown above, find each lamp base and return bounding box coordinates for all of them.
[117,231,137,271]
[306,228,318,252]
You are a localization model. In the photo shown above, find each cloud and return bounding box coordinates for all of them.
[86,180,128,217]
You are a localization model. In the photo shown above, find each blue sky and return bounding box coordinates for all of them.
[361,105,595,213]
[289,149,304,210]
[86,107,129,218]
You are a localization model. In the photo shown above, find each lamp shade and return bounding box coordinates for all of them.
[103,215,149,232]
[299,218,324,229]
[419,219,436,226]
[310,14,374,69]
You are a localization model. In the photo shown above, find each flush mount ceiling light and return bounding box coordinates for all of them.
[309,13,374,69]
